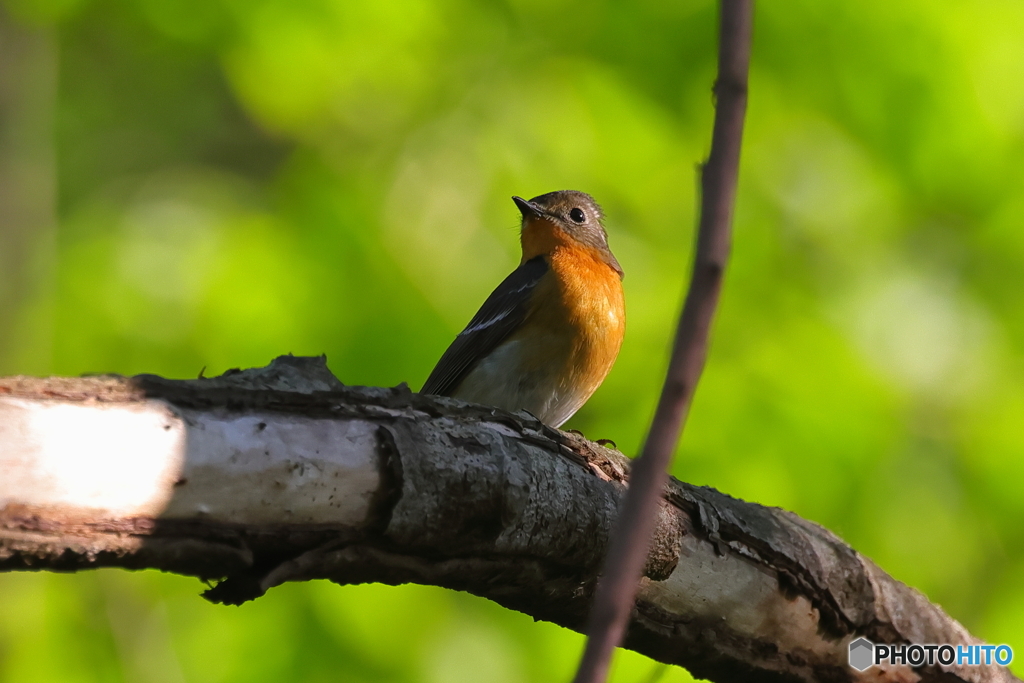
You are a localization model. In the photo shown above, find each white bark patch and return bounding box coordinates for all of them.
[166,409,379,525]
[0,398,380,526]
[0,397,187,517]
[639,531,832,662]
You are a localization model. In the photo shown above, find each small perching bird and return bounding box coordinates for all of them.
[420,191,625,427]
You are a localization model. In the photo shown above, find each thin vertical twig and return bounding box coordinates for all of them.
[571,2,753,682]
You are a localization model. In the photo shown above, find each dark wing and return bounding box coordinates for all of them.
[421,256,548,396]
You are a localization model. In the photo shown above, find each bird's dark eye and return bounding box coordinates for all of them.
[569,207,586,223]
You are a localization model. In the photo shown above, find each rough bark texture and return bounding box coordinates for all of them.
[0,356,1016,683]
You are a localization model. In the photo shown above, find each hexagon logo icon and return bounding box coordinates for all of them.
[849,637,874,671]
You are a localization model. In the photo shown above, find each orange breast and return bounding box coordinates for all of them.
[516,239,625,403]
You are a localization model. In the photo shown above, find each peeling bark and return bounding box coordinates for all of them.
[0,356,1016,683]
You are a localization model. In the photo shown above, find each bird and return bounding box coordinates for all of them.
[420,190,625,428]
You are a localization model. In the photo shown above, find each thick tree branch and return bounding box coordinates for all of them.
[0,356,1015,683]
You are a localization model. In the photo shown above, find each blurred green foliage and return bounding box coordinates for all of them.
[1,0,1023,680]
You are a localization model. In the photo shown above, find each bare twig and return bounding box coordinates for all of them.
[571,2,753,682]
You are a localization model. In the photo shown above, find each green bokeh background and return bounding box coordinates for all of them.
[1,0,1022,680]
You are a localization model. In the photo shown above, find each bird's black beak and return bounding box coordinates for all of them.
[512,196,544,220]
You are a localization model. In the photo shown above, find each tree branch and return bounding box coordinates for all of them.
[573,2,752,681]
[0,356,1014,683]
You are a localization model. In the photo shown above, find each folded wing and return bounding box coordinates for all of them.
[421,256,548,397]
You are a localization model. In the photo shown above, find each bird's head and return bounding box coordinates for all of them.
[513,190,622,277]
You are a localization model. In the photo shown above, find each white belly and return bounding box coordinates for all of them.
[451,340,585,428]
